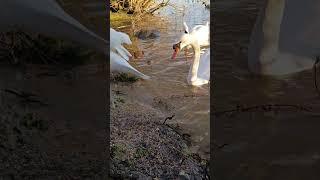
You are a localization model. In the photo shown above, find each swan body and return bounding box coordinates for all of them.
[0,1,149,80]
[109,28,150,108]
[0,1,149,107]
[110,28,132,61]
[248,0,320,75]
[172,22,210,86]
[187,48,210,86]
[110,51,150,80]
[183,21,209,48]
[0,0,108,54]
[110,28,150,80]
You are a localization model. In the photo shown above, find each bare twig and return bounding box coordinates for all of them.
[149,0,170,14]
[314,56,320,96]
[162,114,175,124]
[213,104,312,117]
[2,89,49,106]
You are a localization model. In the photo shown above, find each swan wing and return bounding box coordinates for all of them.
[190,23,210,47]
[192,25,205,31]
[110,28,132,45]
[117,45,132,61]
[192,21,209,32]
[110,52,150,80]
[195,27,210,46]
[110,28,132,61]
[111,45,132,61]
[118,31,132,45]
[0,0,108,54]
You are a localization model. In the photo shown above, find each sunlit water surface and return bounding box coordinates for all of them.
[112,0,210,158]
[214,1,320,179]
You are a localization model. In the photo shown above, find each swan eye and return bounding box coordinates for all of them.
[184,30,188,34]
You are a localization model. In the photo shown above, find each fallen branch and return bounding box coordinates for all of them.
[314,56,320,96]
[213,104,312,117]
[3,89,49,106]
[4,89,37,98]
[162,114,175,124]
[149,0,170,14]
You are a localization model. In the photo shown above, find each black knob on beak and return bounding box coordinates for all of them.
[173,42,180,50]
[173,44,176,50]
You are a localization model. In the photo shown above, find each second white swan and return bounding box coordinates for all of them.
[172,22,210,86]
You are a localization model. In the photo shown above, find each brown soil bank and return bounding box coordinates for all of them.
[110,82,209,179]
[0,63,107,179]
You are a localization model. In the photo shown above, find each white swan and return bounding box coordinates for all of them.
[109,28,150,108]
[0,0,108,54]
[172,22,210,86]
[187,48,210,86]
[0,1,149,106]
[183,21,210,47]
[172,21,209,60]
[110,28,150,80]
[110,28,132,61]
[248,0,319,75]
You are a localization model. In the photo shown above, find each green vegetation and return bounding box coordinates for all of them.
[134,146,150,158]
[111,144,127,160]
[113,73,139,82]
[21,112,48,131]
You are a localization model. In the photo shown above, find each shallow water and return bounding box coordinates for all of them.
[111,0,210,158]
[59,0,106,37]
[214,0,320,179]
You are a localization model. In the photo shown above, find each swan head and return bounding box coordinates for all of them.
[171,34,194,59]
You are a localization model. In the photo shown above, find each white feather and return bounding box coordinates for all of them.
[176,22,210,86]
[0,0,108,54]
[110,28,132,61]
[110,28,150,80]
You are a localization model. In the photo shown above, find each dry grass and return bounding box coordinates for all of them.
[111,0,171,14]
[110,11,168,60]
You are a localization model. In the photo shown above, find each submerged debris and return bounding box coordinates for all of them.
[113,73,139,83]
[0,31,94,66]
[135,29,160,40]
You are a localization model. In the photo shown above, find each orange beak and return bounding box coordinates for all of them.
[172,42,181,60]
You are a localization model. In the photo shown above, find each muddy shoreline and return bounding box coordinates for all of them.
[0,65,107,179]
[110,2,210,177]
[110,80,209,179]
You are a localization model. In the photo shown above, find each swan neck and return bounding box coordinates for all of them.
[260,0,286,64]
[189,42,201,81]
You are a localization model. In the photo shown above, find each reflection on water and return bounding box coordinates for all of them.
[112,0,210,158]
[214,0,320,179]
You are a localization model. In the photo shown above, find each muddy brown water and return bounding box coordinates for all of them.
[0,1,107,177]
[111,0,210,159]
[214,0,320,179]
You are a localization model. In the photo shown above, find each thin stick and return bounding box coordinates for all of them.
[314,56,320,96]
